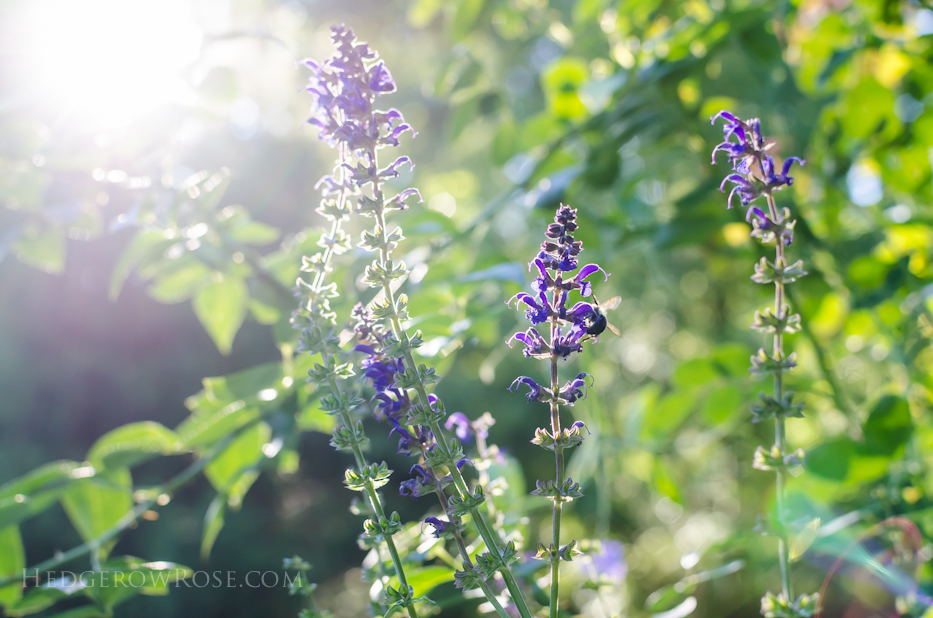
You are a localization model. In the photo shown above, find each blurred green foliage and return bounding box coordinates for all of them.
[2,0,933,616]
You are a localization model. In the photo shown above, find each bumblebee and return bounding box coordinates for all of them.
[583,295,622,338]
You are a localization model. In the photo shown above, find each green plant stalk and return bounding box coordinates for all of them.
[433,488,510,618]
[766,192,792,601]
[368,179,533,618]
[0,428,243,589]
[311,155,418,618]
[327,377,417,618]
[548,318,564,618]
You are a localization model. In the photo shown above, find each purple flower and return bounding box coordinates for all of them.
[423,516,450,538]
[560,373,593,405]
[552,325,586,358]
[590,540,627,583]
[508,328,549,359]
[445,412,473,443]
[509,376,549,403]
[711,110,805,212]
[719,174,760,209]
[762,156,805,189]
[507,292,551,325]
[368,61,396,93]
[302,25,416,162]
[400,464,440,498]
[507,204,611,408]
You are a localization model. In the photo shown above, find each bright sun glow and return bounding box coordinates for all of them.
[14,0,203,127]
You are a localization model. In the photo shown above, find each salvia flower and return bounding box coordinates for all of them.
[711,111,815,614]
[509,376,548,403]
[445,412,473,443]
[506,204,611,613]
[400,464,441,499]
[711,110,805,218]
[423,517,450,539]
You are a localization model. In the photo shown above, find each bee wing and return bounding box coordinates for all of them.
[607,322,623,337]
[602,296,622,311]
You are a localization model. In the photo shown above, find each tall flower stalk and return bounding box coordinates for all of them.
[712,111,818,618]
[302,26,532,618]
[294,26,420,618]
[508,205,608,618]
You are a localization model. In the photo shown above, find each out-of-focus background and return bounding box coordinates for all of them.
[2,0,933,616]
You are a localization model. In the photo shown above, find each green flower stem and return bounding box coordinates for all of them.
[548,318,564,618]
[330,393,417,618]
[308,152,418,618]
[367,172,533,618]
[766,192,792,602]
[433,488,511,618]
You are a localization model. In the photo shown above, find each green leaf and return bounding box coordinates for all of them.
[451,0,485,41]
[6,583,73,617]
[297,403,337,434]
[711,343,749,376]
[147,261,213,304]
[192,276,249,354]
[87,422,180,470]
[862,395,912,456]
[204,422,270,509]
[176,402,261,449]
[0,526,25,608]
[672,359,719,389]
[201,494,226,560]
[642,391,696,440]
[389,566,454,598]
[249,299,280,325]
[653,458,682,504]
[842,78,896,139]
[227,221,280,245]
[12,227,65,274]
[83,556,192,609]
[700,386,743,425]
[806,439,854,481]
[42,607,107,618]
[60,469,133,551]
[202,362,284,403]
[0,461,84,530]
[848,256,889,288]
[109,230,176,300]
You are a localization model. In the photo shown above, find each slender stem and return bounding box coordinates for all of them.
[548,318,564,618]
[433,489,510,618]
[365,148,533,618]
[766,193,792,601]
[310,147,418,618]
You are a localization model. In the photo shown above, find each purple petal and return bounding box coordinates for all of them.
[576,264,608,282]
[782,156,805,176]
[746,207,766,224]
[710,110,738,125]
[720,174,748,191]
